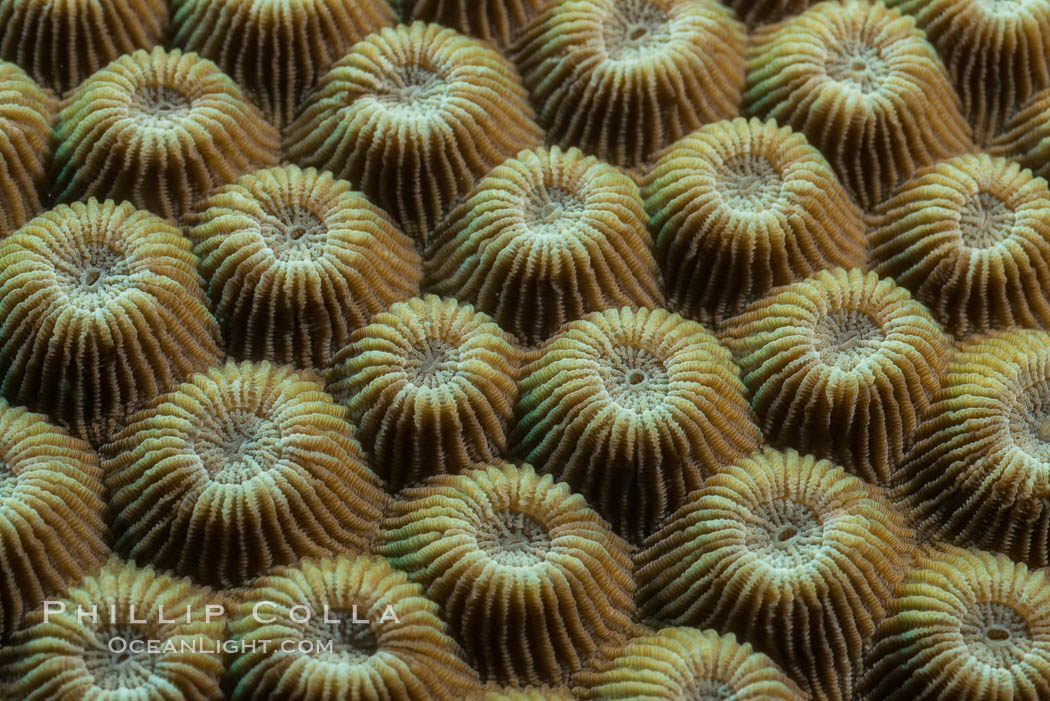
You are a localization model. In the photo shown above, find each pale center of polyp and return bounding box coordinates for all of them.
[0,460,14,500]
[133,84,190,123]
[477,510,551,566]
[58,243,127,309]
[303,609,379,664]
[748,499,824,568]
[84,626,156,690]
[193,409,282,484]
[959,191,1013,248]
[826,43,889,93]
[605,0,670,57]
[959,602,1032,668]
[404,339,457,388]
[265,206,326,260]
[813,308,885,370]
[605,346,669,412]
[687,680,734,701]
[525,185,585,237]
[379,65,446,115]
[1009,379,1050,464]
[720,154,783,210]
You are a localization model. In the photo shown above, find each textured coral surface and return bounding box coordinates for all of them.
[2,3,1050,699]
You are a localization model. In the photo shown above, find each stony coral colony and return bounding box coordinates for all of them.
[4,0,1050,699]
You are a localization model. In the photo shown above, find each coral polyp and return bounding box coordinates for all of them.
[871,154,1050,336]
[0,401,107,638]
[0,0,168,94]
[576,627,805,700]
[727,0,819,26]
[50,47,279,221]
[0,559,226,700]
[228,554,481,701]
[427,146,663,345]
[859,545,1050,701]
[380,461,635,685]
[885,0,1050,143]
[636,447,914,700]
[104,361,387,587]
[512,307,761,541]
[402,0,545,47]
[644,117,865,319]
[327,295,520,490]
[285,21,543,242]
[896,328,1050,567]
[512,0,747,169]
[186,165,421,368]
[0,199,221,444]
[171,0,395,128]
[746,0,971,209]
[991,86,1050,182]
[0,61,54,235]
[723,268,949,485]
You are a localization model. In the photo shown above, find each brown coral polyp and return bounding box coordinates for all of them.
[0,400,108,638]
[859,545,1050,700]
[228,554,481,701]
[0,61,54,235]
[871,154,1050,336]
[103,361,387,587]
[745,0,971,209]
[723,268,949,485]
[284,21,543,243]
[0,0,167,94]
[170,0,395,128]
[643,117,865,320]
[512,307,761,541]
[0,559,226,700]
[727,0,820,26]
[512,0,747,169]
[895,328,1050,567]
[0,199,221,444]
[326,295,520,490]
[427,146,663,345]
[186,165,421,368]
[576,627,805,700]
[636,447,914,700]
[402,0,545,47]
[380,462,636,685]
[885,0,1050,143]
[990,86,1050,182]
[50,47,278,221]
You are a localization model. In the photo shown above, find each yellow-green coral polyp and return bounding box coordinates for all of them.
[50,47,278,221]
[512,0,747,169]
[381,462,636,685]
[512,306,761,541]
[576,627,804,700]
[644,117,865,319]
[103,361,387,587]
[636,447,913,700]
[0,61,53,235]
[327,295,520,490]
[859,545,1050,700]
[427,146,664,345]
[745,0,971,208]
[0,198,221,444]
[227,554,481,700]
[186,165,421,368]
[0,559,226,700]
[284,21,542,242]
